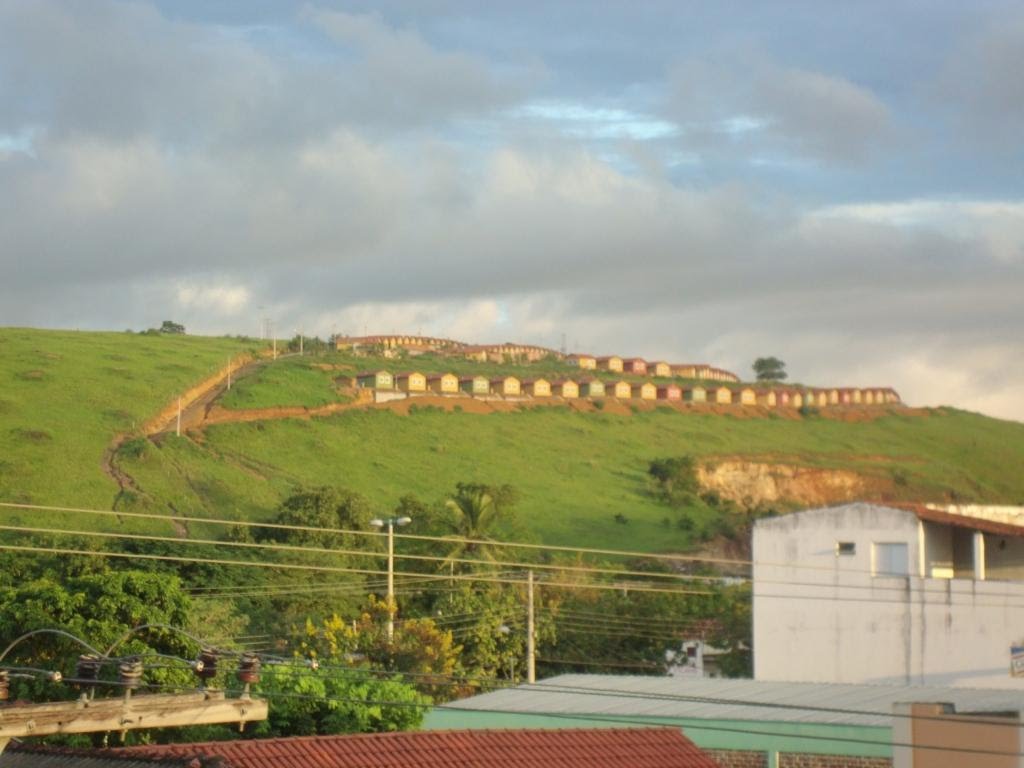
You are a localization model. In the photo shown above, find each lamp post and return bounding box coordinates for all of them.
[369,516,412,643]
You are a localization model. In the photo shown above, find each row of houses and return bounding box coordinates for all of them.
[353,370,901,406]
[567,354,739,382]
[333,334,741,381]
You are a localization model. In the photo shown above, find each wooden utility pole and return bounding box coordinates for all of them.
[0,691,267,755]
[175,398,182,437]
[527,569,536,684]
[227,358,232,391]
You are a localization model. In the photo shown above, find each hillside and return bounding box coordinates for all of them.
[3,329,1024,552]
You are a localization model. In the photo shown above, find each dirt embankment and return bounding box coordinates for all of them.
[697,460,879,507]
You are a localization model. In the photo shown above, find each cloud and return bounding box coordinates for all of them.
[667,56,892,165]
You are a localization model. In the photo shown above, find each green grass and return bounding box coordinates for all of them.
[219,356,351,410]
[118,404,1024,552]
[4,329,1024,554]
[0,328,259,516]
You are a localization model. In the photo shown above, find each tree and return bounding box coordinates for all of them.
[159,320,186,335]
[440,483,517,565]
[647,456,700,506]
[752,357,787,381]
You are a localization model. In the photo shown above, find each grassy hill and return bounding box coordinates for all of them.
[4,329,1024,552]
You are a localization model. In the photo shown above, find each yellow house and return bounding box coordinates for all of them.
[459,375,489,395]
[828,389,840,405]
[631,381,657,400]
[650,362,672,378]
[611,380,633,399]
[395,372,427,392]
[791,391,804,408]
[427,373,459,394]
[568,354,597,370]
[355,370,393,390]
[579,378,605,398]
[597,356,624,372]
[524,378,551,397]
[673,364,698,378]
[684,386,707,403]
[757,389,777,407]
[490,376,521,396]
[864,390,875,405]
[713,387,733,404]
[552,380,579,398]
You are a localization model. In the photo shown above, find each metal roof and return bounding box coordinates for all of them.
[439,675,1024,728]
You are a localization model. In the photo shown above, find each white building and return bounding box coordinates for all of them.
[753,502,1024,689]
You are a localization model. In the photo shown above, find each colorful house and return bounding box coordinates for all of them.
[828,389,840,405]
[395,371,427,392]
[684,386,707,403]
[756,389,777,407]
[814,390,828,407]
[596,356,624,372]
[523,378,551,397]
[552,380,580,398]
[623,358,647,375]
[852,389,863,404]
[864,389,875,405]
[791,391,804,408]
[673,364,698,378]
[739,387,757,405]
[713,386,733,404]
[611,380,633,399]
[459,375,490,395]
[490,376,521,396]
[427,373,459,394]
[355,370,393,390]
[651,361,672,378]
[657,384,682,401]
[776,389,791,407]
[632,381,657,400]
[579,378,606,398]
[568,354,597,370]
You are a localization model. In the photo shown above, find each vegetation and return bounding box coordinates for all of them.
[753,356,787,381]
[219,355,351,411]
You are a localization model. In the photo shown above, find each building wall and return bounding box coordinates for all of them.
[613,382,632,398]
[555,382,580,398]
[892,703,1023,768]
[715,387,733,404]
[753,504,1024,688]
[430,375,459,393]
[528,380,551,397]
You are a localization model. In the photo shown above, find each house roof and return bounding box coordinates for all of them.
[435,674,1024,729]
[425,373,456,381]
[458,375,488,382]
[354,370,390,377]
[0,746,193,768]
[894,503,1024,539]
[114,728,715,768]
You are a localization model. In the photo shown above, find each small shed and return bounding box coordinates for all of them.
[739,387,757,406]
[579,378,606,398]
[568,354,597,370]
[623,358,648,375]
[651,361,672,378]
[596,356,624,372]
[839,389,852,405]
[776,390,791,407]
[814,390,828,407]
[852,389,863,404]
[683,386,707,403]
[355,370,393,390]
[864,390,875,405]
[657,384,682,401]
[459,375,490,395]
[552,380,580,398]
[427,373,459,394]
[791,391,804,408]
[611,380,633,399]
[524,378,551,397]
[395,371,427,392]
[713,387,733,404]
[490,376,521,396]
[828,389,840,405]
[757,389,777,407]
[874,389,887,404]
[632,381,657,400]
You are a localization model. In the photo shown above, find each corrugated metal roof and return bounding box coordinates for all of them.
[439,675,1024,728]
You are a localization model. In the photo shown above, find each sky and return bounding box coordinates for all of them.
[1,1,1023,421]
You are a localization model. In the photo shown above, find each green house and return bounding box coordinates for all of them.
[579,378,605,398]
[459,375,490,395]
[354,370,393,390]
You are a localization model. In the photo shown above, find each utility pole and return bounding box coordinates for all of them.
[226,357,232,391]
[299,329,304,356]
[527,569,536,683]
[0,691,267,755]
[176,398,182,437]
[370,516,412,643]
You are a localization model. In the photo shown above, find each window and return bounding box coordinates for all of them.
[836,541,856,556]
[874,542,910,576]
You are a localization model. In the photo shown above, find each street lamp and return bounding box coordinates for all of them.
[369,516,412,643]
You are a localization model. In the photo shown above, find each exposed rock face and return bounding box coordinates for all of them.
[697,461,865,507]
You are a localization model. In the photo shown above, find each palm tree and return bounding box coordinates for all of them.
[441,483,502,568]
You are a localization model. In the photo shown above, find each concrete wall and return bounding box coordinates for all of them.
[892,703,1024,768]
[753,504,1024,689]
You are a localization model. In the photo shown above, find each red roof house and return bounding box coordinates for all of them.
[115,728,717,768]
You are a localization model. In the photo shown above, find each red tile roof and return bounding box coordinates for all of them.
[116,728,715,768]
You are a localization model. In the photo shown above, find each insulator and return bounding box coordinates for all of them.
[195,648,218,680]
[76,654,102,684]
[236,652,261,685]
[0,669,9,701]
[118,658,143,690]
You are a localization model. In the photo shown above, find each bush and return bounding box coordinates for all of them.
[614,513,629,525]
